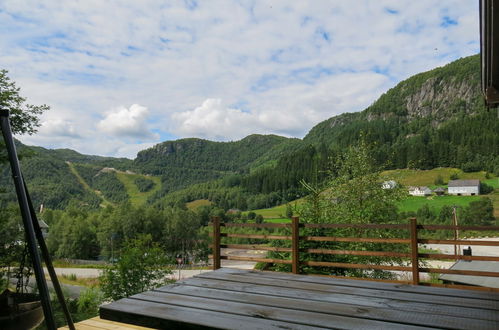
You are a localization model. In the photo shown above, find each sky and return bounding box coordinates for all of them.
[0,1,479,159]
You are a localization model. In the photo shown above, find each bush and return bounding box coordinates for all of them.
[255,214,264,224]
[77,288,104,316]
[480,182,494,194]
[434,175,444,185]
[99,235,172,301]
[134,177,155,192]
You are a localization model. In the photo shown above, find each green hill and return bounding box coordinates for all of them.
[304,55,497,172]
[1,54,498,214]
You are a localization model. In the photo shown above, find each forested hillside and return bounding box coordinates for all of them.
[134,134,302,198]
[304,55,498,171]
[238,55,498,204]
[1,54,497,212]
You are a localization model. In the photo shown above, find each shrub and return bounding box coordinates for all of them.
[134,177,155,192]
[77,288,104,316]
[434,175,444,185]
[480,182,494,195]
[99,235,172,301]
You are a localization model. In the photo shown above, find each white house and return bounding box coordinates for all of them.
[408,186,432,196]
[448,179,480,196]
[382,180,397,189]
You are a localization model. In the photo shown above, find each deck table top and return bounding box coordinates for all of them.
[100,268,499,329]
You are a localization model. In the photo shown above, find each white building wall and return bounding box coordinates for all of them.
[448,186,479,195]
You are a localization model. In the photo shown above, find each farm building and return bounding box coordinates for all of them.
[433,187,445,195]
[408,186,432,196]
[448,179,480,196]
[381,180,397,189]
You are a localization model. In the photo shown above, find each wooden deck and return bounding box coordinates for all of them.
[58,316,154,329]
[100,268,499,329]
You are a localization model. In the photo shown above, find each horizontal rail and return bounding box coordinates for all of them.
[219,255,292,264]
[418,253,499,262]
[418,224,499,231]
[210,216,499,290]
[220,244,292,252]
[223,223,290,228]
[303,261,412,272]
[222,233,292,240]
[304,236,411,244]
[420,268,499,277]
[304,223,409,230]
[418,239,499,246]
[306,249,410,258]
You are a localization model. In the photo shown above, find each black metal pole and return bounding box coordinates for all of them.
[23,179,76,330]
[0,109,57,330]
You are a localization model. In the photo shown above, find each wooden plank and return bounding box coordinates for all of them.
[410,218,419,285]
[152,282,494,329]
[59,317,154,330]
[303,223,409,229]
[291,216,300,274]
[420,267,499,277]
[223,233,292,240]
[216,268,499,301]
[195,271,499,310]
[420,282,499,293]
[88,317,154,329]
[132,290,429,330]
[181,277,497,321]
[78,318,123,329]
[302,260,411,271]
[418,239,499,246]
[223,223,290,228]
[418,253,499,262]
[418,225,499,231]
[212,217,221,270]
[306,248,410,258]
[220,255,292,264]
[101,298,321,330]
[304,236,411,244]
[220,244,292,252]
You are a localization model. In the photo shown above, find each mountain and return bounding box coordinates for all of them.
[1,54,497,211]
[133,134,302,195]
[303,55,497,171]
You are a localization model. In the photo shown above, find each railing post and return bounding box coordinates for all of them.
[212,216,221,270]
[410,217,419,285]
[292,216,300,274]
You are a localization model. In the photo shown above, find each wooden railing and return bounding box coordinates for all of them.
[209,216,499,290]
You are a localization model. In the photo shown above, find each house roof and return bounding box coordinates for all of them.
[408,186,430,191]
[434,187,445,192]
[448,179,480,187]
[439,260,499,288]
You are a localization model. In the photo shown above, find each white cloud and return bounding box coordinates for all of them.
[38,119,80,138]
[173,70,389,140]
[97,104,158,140]
[172,99,260,140]
[1,1,481,157]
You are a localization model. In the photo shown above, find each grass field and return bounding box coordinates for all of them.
[115,172,162,206]
[397,195,482,213]
[247,168,498,219]
[66,162,113,207]
[381,168,493,187]
[186,199,212,210]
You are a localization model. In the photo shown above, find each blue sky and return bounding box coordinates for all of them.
[0,1,479,158]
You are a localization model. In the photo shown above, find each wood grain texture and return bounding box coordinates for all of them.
[100,268,499,330]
